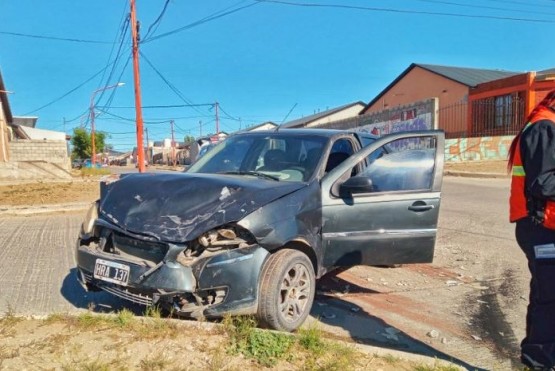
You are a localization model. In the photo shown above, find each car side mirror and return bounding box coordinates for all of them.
[339,176,374,196]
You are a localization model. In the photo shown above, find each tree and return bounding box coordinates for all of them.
[184,135,196,144]
[71,127,108,159]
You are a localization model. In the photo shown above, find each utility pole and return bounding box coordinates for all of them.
[215,102,219,135]
[145,127,150,164]
[130,0,146,173]
[170,120,176,167]
[199,120,202,137]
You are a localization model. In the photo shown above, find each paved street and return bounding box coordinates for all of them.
[0,176,522,369]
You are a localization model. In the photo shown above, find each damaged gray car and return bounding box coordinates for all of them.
[76,128,444,331]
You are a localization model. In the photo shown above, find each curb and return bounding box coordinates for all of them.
[0,202,91,216]
[444,170,509,179]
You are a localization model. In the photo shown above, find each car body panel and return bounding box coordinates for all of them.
[98,172,306,243]
[321,130,444,267]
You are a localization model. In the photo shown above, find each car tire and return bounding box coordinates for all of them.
[257,249,315,332]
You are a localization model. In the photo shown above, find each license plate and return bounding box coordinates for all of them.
[94,259,130,286]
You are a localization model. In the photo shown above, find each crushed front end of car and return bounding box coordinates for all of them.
[75,172,304,318]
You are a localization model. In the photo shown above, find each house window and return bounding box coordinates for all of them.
[494,94,513,127]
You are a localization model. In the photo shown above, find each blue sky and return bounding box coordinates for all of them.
[1,0,555,151]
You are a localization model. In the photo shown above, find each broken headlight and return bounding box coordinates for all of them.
[176,225,256,266]
[80,201,99,238]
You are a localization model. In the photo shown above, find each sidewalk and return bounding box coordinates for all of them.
[444,160,509,179]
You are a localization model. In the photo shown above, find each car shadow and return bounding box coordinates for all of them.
[60,268,144,315]
[312,271,486,371]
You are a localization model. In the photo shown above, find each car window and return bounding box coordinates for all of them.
[325,138,355,174]
[187,134,328,182]
[362,137,436,192]
[336,136,437,194]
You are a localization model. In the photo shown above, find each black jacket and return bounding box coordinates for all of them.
[521,118,555,199]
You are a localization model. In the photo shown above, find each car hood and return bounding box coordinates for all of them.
[99,172,306,242]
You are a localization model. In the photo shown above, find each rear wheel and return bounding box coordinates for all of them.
[257,249,315,332]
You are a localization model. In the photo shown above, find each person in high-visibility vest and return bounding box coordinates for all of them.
[508,89,555,369]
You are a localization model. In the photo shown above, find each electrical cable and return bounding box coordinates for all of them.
[23,62,115,115]
[143,0,171,41]
[218,105,240,121]
[94,3,130,98]
[142,1,259,43]
[412,0,555,15]
[254,0,555,24]
[94,17,131,106]
[0,30,112,44]
[139,51,213,117]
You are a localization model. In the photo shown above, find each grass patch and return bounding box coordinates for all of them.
[0,305,22,336]
[62,357,126,371]
[413,361,461,371]
[139,353,171,371]
[223,315,295,367]
[383,353,401,364]
[80,167,111,177]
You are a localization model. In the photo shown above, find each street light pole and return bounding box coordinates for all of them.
[90,82,124,166]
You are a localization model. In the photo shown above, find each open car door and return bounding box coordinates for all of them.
[321,130,444,268]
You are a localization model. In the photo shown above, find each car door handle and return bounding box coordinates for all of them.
[408,203,434,212]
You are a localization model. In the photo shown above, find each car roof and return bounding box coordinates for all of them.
[231,128,375,139]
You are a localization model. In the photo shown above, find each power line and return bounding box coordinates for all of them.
[139,51,213,117]
[143,1,259,43]
[97,104,214,109]
[412,0,555,15]
[23,62,115,115]
[0,30,112,44]
[143,0,171,41]
[484,0,555,8]
[218,105,240,121]
[94,14,131,106]
[254,0,555,24]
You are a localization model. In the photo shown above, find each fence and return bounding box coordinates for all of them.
[439,98,525,139]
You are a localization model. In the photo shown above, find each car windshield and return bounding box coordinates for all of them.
[187,133,329,182]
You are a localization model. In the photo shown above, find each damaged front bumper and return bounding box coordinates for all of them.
[76,236,269,318]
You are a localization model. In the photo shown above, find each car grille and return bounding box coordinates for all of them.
[82,272,153,306]
[110,231,169,265]
[98,284,153,306]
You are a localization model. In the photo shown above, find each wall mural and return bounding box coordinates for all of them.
[445,135,514,162]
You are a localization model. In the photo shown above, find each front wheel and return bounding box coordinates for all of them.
[257,249,315,332]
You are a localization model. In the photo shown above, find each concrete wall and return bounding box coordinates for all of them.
[318,98,437,135]
[9,140,70,169]
[0,103,9,162]
[445,135,513,162]
[305,104,366,128]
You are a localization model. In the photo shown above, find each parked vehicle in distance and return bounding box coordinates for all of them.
[82,159,102,169]
[72,159,83,169]
[135,159,148,168]
[76,129,444,331]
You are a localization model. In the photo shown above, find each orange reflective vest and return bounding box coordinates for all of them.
[510,107,555,228]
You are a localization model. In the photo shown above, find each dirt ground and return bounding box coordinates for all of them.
[0,313,457,370]
[0,180,100,206]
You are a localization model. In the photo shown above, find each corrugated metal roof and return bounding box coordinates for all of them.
[417,63,520,86]
[361,63,522,114]
[538,67,555,75]
[281,101,365,128]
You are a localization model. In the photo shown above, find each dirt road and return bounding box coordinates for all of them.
[0,176,523,369]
